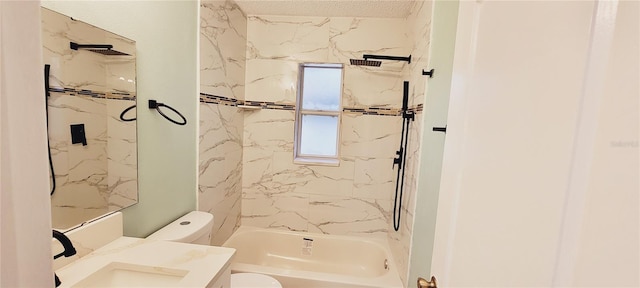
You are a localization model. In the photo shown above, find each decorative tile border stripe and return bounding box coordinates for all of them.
[49,87,136,101]
[408,103,423,114]
[199,93,295,110]
[343,104,423,116]
[343,107,402,116]
[243,100,296,110]
[199,93,423,116]
[200,93,239,106]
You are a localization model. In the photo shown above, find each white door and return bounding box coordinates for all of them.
[413,0,639,287]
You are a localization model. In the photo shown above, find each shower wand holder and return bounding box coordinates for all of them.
[403,111,415,121]
[393,148,403,168]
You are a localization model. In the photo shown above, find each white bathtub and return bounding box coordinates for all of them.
[222,226,403,288]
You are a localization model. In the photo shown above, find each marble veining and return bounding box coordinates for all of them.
[389,1,434,285]
[198,5,433,287]
[198,0,247,246]
[43,7,138,230]
[199,103,244,246]
[247,16,331,61]
[42,8,136,95]
[55,237,235,288]
[240,12,414,237]
[200,0,247,99]
[48,90,137,229]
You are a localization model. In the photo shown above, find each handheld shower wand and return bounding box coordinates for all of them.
[44,64,56,195]
[392,81,413,232]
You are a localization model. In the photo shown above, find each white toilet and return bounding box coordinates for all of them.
[147,211,282,288]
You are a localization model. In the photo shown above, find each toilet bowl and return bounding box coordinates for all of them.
[147,211,282,288]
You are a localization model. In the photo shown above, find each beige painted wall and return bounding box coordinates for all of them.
[41,1,199,237]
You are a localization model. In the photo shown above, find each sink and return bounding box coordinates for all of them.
[72,262,188,287]
[54,237,235,288]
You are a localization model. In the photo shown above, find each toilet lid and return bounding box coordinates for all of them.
[230,273,282,288]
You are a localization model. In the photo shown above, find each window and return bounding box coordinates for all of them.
[294,63,343,165]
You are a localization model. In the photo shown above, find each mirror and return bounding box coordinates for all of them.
[42,7,138,230]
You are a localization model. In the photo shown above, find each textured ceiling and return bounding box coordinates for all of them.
[234,0,416,18]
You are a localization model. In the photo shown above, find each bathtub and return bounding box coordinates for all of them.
[222,226,403,288]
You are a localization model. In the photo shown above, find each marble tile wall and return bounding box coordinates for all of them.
[106,99,138,211]
[198,0,247,245]
[42,7,136,95]
[241,15,412,239]
[390,1,434,286]
[43,7,138,230]
[47,92,137,230]
[48,92,109,229]
[198,5,433,284]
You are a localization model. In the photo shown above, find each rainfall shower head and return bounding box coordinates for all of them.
[350,59,382,67]
[86,49,129,56]
[70,42,130,56]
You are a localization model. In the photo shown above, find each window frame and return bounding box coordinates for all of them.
[294,63,344,166]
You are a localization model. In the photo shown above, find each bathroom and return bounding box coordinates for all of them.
[1,0,638,287]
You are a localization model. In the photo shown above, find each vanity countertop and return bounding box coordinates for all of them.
[56,237,235,287]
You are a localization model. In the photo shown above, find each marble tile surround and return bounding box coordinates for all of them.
[245,15,409,108]
[200,0,247,100]
[197,3,433,286]
[42,7,136,95]
[198,0,247,246]
[43,7,138,230]
[391,1,434,286]
[240,13,429,245]
[241,110,402,238]
[48,91,137,230]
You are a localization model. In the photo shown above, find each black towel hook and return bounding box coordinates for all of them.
[119,104,136,122]
[422,68,435,78]
[148,100,187,126]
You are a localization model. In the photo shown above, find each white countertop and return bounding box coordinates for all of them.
[56,237,235,287]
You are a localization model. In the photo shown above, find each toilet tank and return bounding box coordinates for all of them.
[147,211,214,245]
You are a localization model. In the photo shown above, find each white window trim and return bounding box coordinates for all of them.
[294,63,344,166]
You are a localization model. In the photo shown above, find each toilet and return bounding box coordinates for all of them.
[147,211,282,288]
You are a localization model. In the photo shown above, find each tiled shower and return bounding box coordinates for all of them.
[43,8,138,230]
[198,0,433,285]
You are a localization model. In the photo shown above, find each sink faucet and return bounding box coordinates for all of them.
[52,230,76,287]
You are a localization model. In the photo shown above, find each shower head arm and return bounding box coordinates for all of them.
[363,54,411,64]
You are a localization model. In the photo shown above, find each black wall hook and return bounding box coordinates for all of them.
[148,100,187,126]
[422,68,435,78]
[433,126,447,133]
